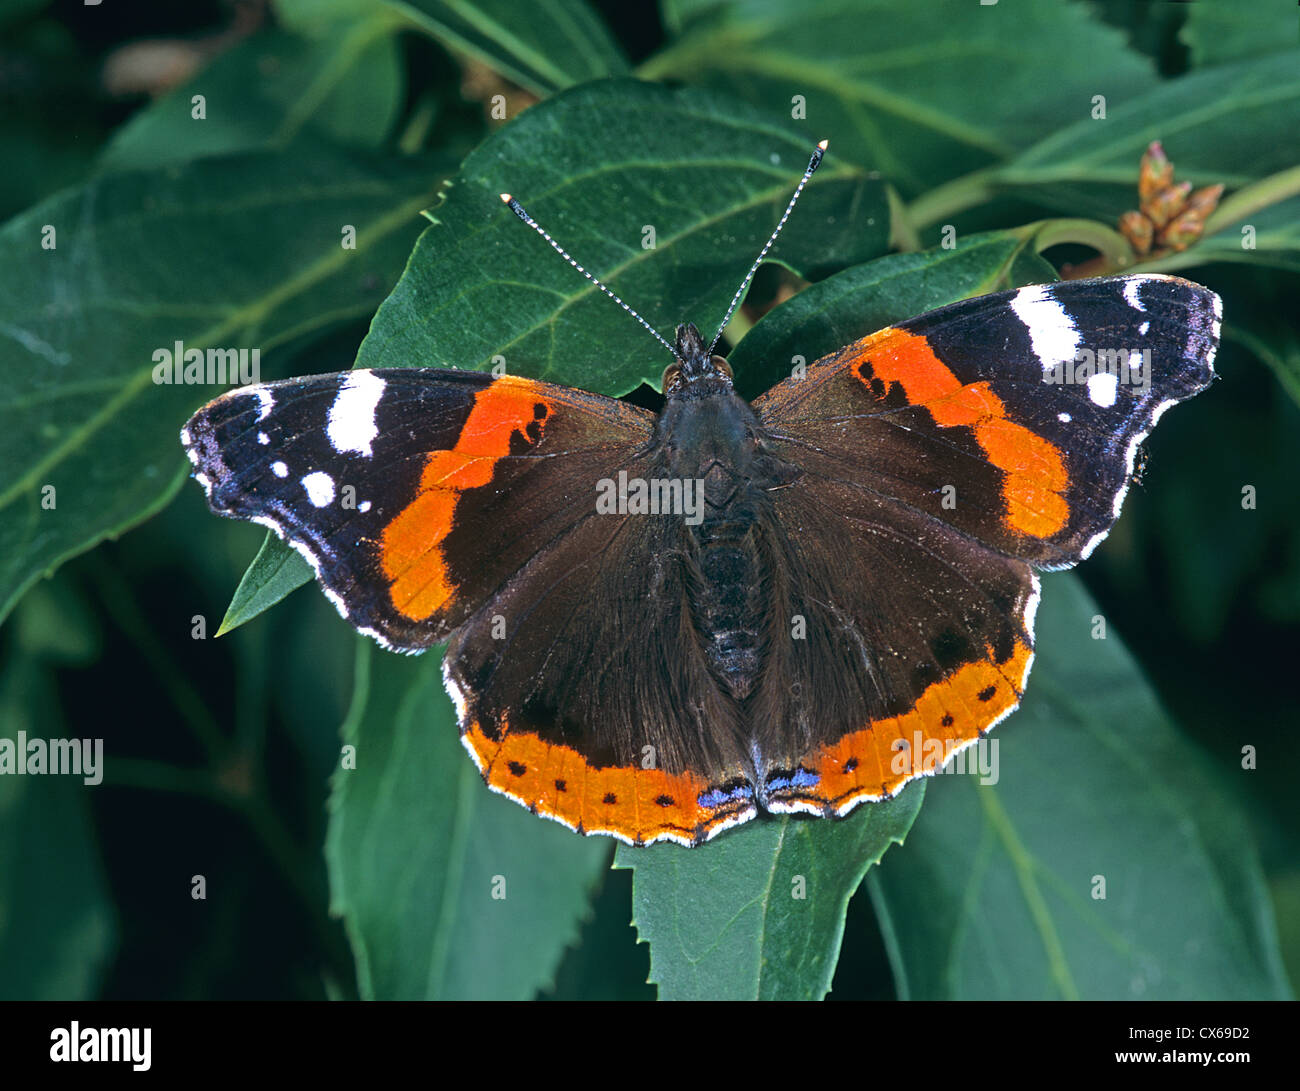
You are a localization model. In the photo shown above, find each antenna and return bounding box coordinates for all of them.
[499,193,681,363]
[708,139,828,354]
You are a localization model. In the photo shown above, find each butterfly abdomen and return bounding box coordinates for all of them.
[690,506,768,700]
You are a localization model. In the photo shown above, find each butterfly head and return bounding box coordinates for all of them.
[663,322,733,394]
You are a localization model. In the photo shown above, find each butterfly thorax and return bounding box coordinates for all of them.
[655,327,801,701]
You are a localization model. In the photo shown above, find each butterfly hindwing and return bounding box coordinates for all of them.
[446,490,759,846]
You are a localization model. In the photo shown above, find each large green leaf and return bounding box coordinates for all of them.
[355,79,893,393]
[992,51,1300,222]
[1181,1,1300,69]
[615,789,923,1000]
[278,0,629,95]
[100,21,406,171]
[325,640,609,999]
[0,147,444,627]
[645,0,1156,195]
[868,575,1293,1000]
[224,79,893,628]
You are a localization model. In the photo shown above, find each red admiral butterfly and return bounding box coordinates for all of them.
[182,142,1219,845]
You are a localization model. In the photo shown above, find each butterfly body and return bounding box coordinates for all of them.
[651,323,800,705]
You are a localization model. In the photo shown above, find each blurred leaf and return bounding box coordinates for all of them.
[1142,346,1295,643]
[357,79,892,394]
[0,0,48,24]
[1271,871,1300,991]
[279,0,628,95]
[615,787,922,1000]
[11,575,100,664]
[325,640,609,999]
[1181,2,1300,68]
[993,52,1300,222]
[0,146,444,628]
[869,575,1292,1000]
[0,20,102,219]
[0,655,116,1000]
[217,529,313,637]
[644,0,1156,195]
[100,21,406,171]
[729,228,1057,398]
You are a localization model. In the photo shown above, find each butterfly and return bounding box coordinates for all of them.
[182,142,1219,846]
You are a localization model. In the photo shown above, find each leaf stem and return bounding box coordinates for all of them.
[904,167,1000,233]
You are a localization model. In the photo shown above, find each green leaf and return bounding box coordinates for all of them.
[216,529,314,637]
[0,146,444,628]
[357,79,892,395]
[615,787,923,1000]
[279,0,629,95]
[993,52,1300,221]
[100,22,405,171]
[0,653,116,1000]
[643,0,1156,195]
[729,228,1057,398]
[868,575,1293,1000]
[325,640,609,999]
[1181,1,1300,68]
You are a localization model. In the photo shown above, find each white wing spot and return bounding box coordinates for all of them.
[1088,372,1119,407]
[1138,321,1149,336]
[271,461,288,478]
[252,386,274,421]
[357,500,372,513]
[301,471,335,507]
[258,432,270,445]
[327,370,386,457]
[1011,285,1080,372]
[1057,411,1072,423]
[1123,278,1147,312]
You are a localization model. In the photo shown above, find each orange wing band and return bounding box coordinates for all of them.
[854,329,1069,538]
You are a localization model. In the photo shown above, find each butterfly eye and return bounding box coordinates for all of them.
[711,356,734,380]
[662,364,683,392]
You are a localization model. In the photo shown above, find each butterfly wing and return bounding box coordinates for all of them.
[747,274,1218,814]
[183,367,754,845]
[754,274,1219,569]
[183,368,654,650]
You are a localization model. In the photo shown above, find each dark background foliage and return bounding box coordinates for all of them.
[0,0,1296,1000]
